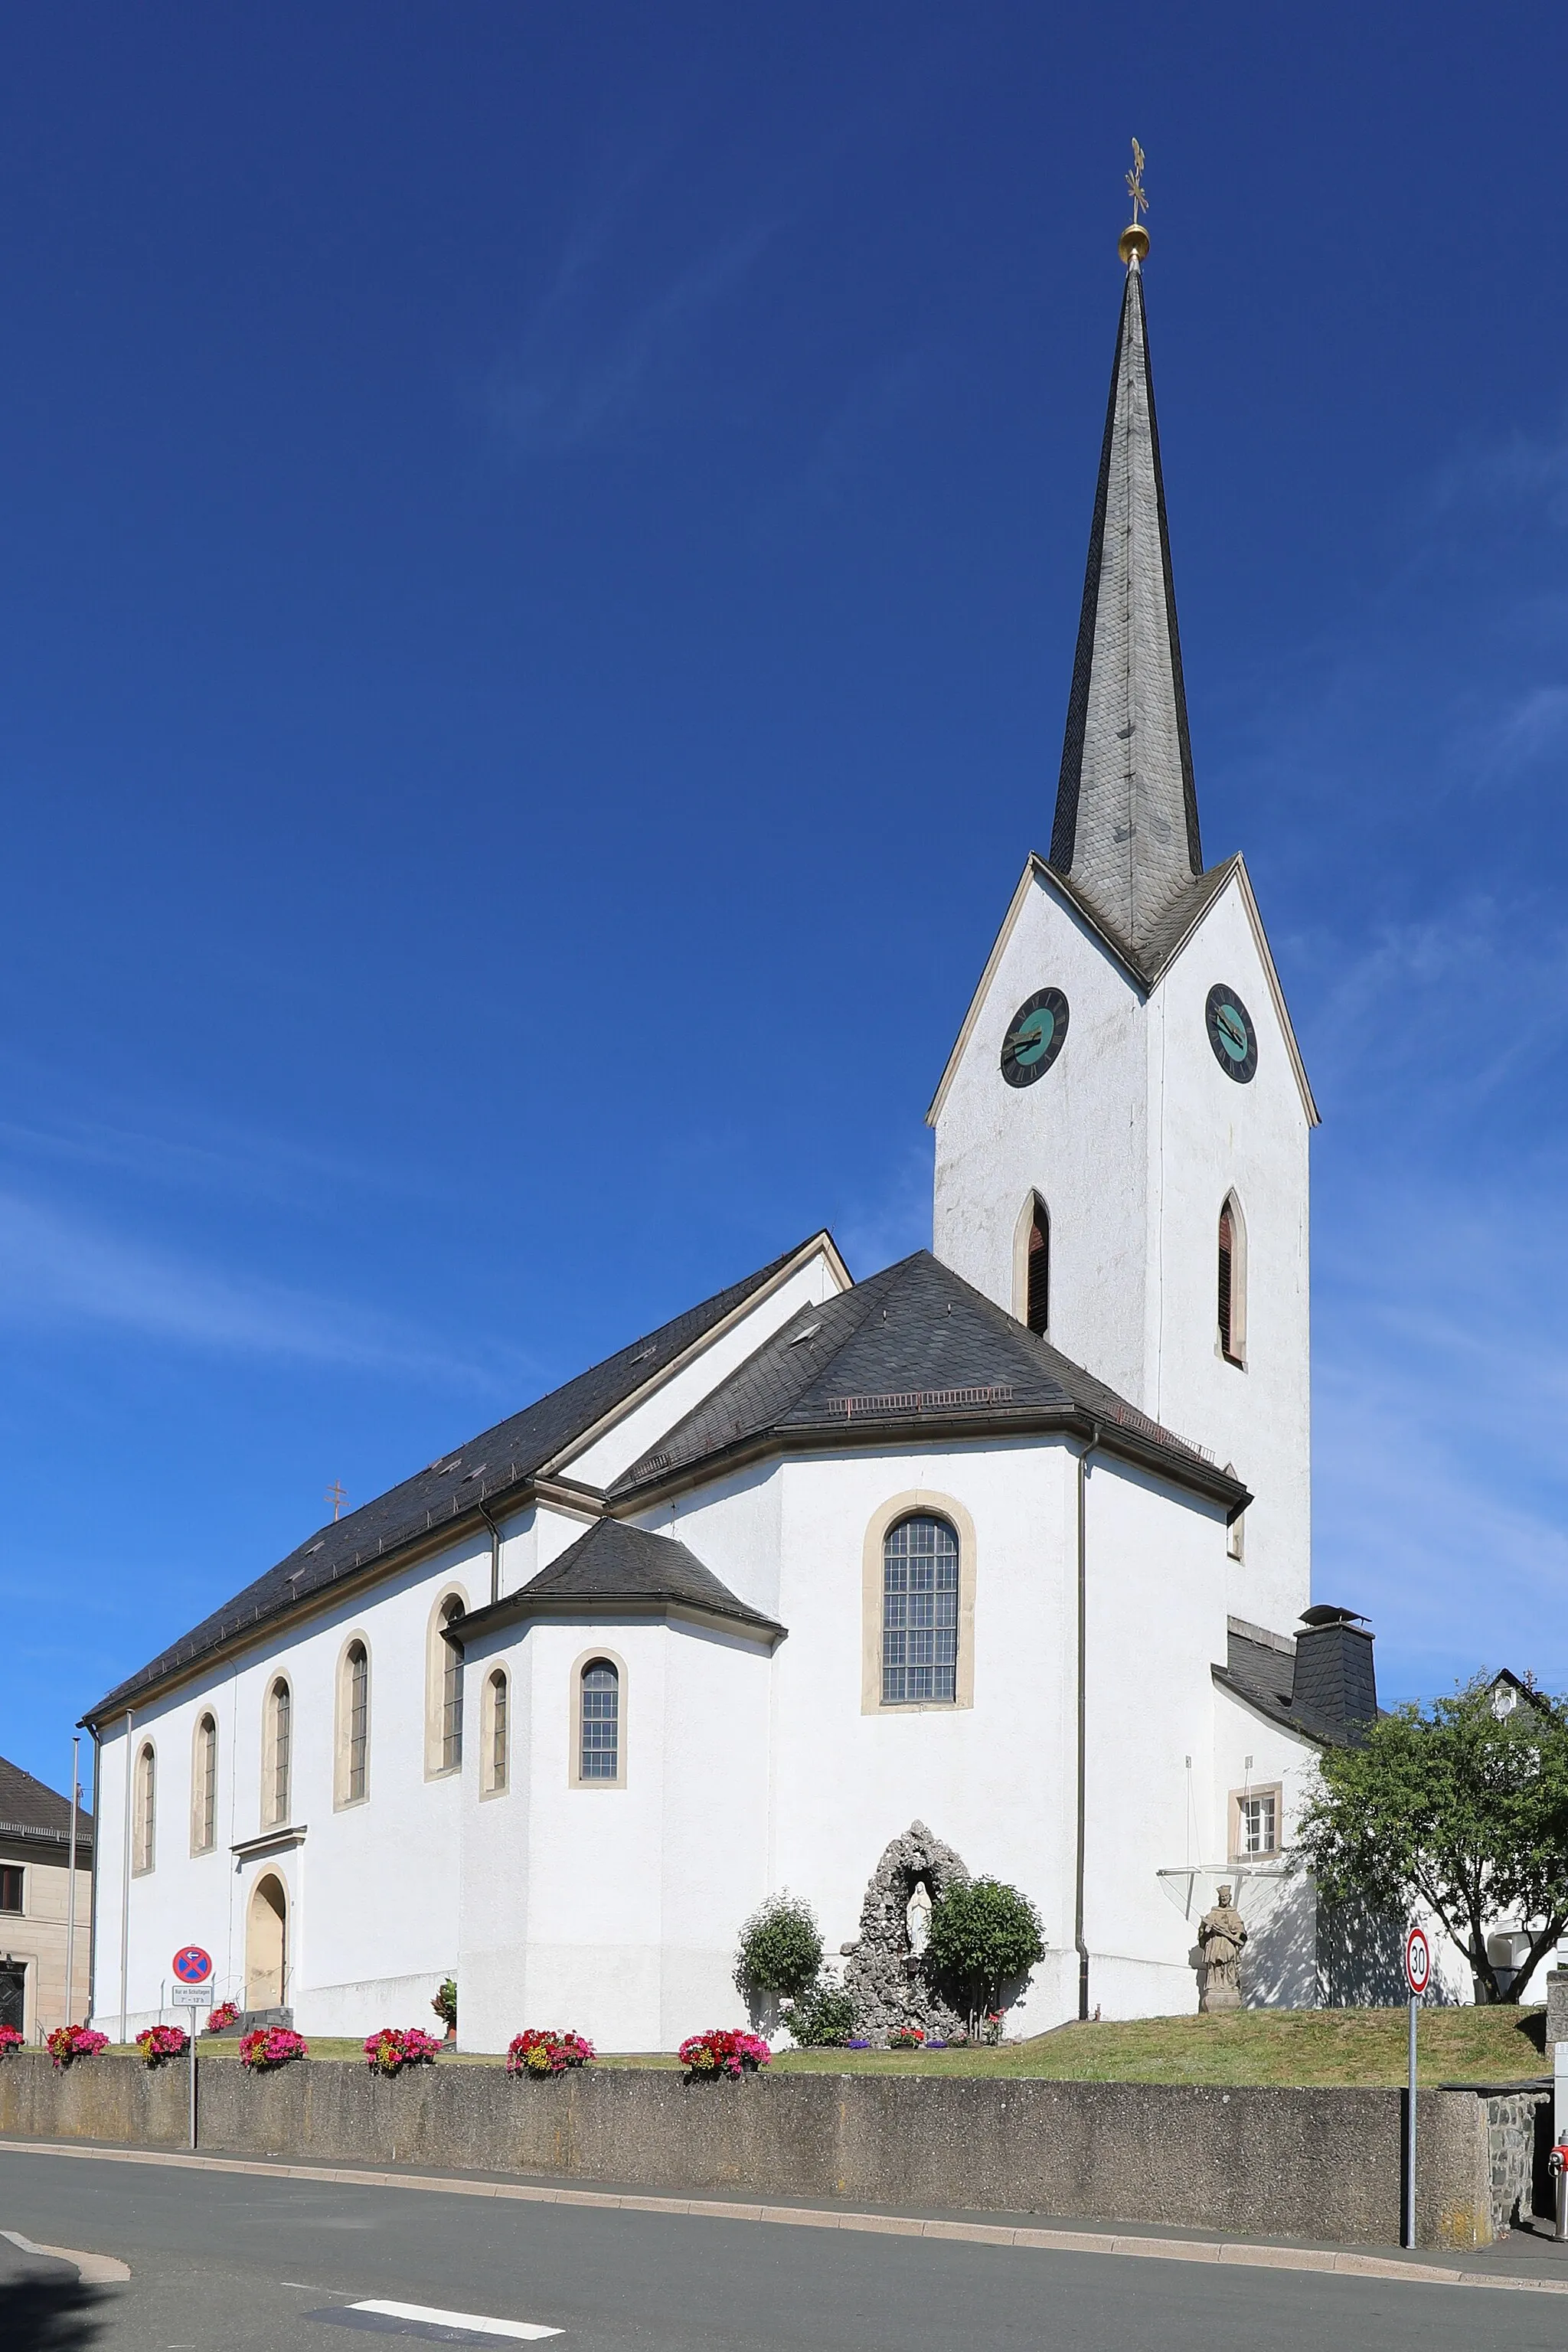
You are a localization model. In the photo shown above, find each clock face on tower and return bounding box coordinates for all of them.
[1205,985,1258,1083]
[1001,988,1070,1087]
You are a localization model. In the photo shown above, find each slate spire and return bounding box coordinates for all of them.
[1048,235,1204,960]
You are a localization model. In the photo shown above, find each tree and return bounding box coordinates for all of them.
[926,1878,1044,2018]
[734,1893,823,2003]
[1296,1674,1568,2002]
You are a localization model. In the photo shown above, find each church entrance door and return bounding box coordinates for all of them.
[246,1874,288,2011]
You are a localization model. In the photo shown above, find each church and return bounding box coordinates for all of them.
[84,221,1387,2051]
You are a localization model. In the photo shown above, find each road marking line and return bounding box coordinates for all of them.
[349,2302,560,2341]
[1,2136,1563,2295]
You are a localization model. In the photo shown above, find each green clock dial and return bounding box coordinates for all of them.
[1001,988,1070,1087]
[1205,985,1258,1083]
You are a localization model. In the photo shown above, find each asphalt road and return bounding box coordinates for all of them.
[3,2147,1566,2352]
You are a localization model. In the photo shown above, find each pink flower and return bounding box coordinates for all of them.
[135,2025,189,2066]
[505,2030,595,2077]
[239,2027,309,2070]
[364,2027,443,2076]
[678,2029,771,2077]
[47,2024,108,2068]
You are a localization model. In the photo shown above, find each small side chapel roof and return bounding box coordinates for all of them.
[455,1518,785,1644]
[83,1233,831,1723]
[611,1248,1246,1514]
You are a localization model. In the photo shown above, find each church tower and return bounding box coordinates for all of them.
[928,205,1318,1635]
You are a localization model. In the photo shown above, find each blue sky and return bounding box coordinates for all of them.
[3,4,1566,1792]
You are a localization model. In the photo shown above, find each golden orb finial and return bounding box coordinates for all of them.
[1121,138,1149,263]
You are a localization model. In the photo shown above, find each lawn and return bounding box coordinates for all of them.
[126,2005,1550,2087]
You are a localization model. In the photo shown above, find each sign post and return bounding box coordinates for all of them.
[1403,1926,1430,2248]
[172,1947,214,2151]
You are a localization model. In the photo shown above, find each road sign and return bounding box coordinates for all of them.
[1405,1926,1431,1996]
[172,1945,213,1986]
[172,1984,214,2007]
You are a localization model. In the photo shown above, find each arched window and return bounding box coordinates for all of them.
[263,1678,292,1826]
[1013,1193,1051,1334]
[579,1659,619,1782]
[338,1639,370,1806]
[1218,1194,1246,1367]
[881,1514,959,1705]
[483,1668,509,1795]
[441,1599,466,1771]
[191,1714,217,1855]
[132,1742,156,1875]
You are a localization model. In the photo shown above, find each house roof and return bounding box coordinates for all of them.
[612,1248,1245,1512]
[84,1234,828,1723]
[1213,1620,1374,1751]
[0,1755,93,1854]
[456,1518,785,1645]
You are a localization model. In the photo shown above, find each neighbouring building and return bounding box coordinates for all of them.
[0,1756,93,2040]
[83,226,1403,2051]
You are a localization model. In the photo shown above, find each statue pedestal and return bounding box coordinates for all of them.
[1199,1971,1241,2014]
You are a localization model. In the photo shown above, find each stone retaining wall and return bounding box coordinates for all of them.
[0,2053,1540,2250]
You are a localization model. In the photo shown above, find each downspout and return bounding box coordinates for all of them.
[87,1725,101,2029]
[65,1733,79,2033]
[119,1709,132,2045]
[477,1497,503,1606]
[1075,1428,1100,2022]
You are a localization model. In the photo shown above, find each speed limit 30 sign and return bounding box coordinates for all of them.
[1404,1926,1430,1996]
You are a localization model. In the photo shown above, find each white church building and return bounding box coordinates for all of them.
[84,232,1388,2052]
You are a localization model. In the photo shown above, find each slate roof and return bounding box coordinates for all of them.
[612,1249,1243,1508]
[1212,1619,1374,1751]
[85,1236,822,1723]
[456,1519,784,1643]
[0,1755,93,1854]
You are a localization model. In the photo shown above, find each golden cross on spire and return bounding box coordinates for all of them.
[1125,139,1148,225]
[325,1479,346,1521]
[1119,139,1151,263]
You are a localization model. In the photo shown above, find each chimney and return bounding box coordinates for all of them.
[1292,1606,1377,1736]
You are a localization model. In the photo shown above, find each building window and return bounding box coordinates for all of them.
[191,1714,217,1854]
[132,1742,156,1875]
[0,1866,21,1914]
[264,1678,292,1827]
[1231,1784,1281,1860]
[580,1660,619,1780]
[1013,1192,1051,1334]
[484,1668,509,1795]
[441,1600,466,1772]
[1218,1195,1246,1367]
[882,1514,959,1705]
[426,1588,469,1777]
[339,1638,370,1806]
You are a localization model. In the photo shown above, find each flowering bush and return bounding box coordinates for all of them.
[47,2024,108,2069]
[888,2024,926,2049]
[678,2029,772,2077]
[0,2026,24,2056]
[364,2027,443,2076]
[136,2024,188,2066]
[506,2028,595,2077]
[239,2027,309,2071]
[204,2001,240,2035]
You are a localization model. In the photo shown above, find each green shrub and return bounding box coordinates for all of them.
[431,1978,458,2030]
[926,1878,1044,2017]
[734,1893,824,2001]
[781,1977,858,2047]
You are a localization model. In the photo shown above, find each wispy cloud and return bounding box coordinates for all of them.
[0,1186,495,1383]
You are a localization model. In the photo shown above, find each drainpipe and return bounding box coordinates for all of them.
[1075,1428,1100,2023]
[119,1709,133,2046]
[64,1733,79,2033]
[477,1497,503,1606]
[87,1726,101,2030]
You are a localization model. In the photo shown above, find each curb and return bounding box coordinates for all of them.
[1,2136,1563,2295]
[0,2226,131,2285]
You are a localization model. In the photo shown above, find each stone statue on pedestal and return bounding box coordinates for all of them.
[1197,1885,1247,2013]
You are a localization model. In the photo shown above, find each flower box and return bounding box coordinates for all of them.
[204,2001,240,2036]
[888,2024,926,2050]
[364,2027,443,2076]
[506,2029,594,2077]
[47,2025,108,2069]
[0,2026,24,2058]
[136,2024,188,2066]
[678,2029,771,2078]
[239,2027,309,2071]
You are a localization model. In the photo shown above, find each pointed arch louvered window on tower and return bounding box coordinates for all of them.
[1218,1197,1246,1367]
[1026,1200,1050,1335]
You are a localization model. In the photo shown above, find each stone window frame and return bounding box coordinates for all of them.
[0,1864,23,1915]
[132,1739,157,1876]
[334,1632,372,1810]
[481,1664,510,1799]
[1230,1781,1282,1861]
[260,1674,293,1831]
[190,1711,219,1857]
[424,1583,470,1781]
[569,1646,627,1790]
[861,1491,977,1715]
[1011,1191,1050,1335]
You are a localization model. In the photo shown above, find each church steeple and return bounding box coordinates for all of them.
[1048,209,1204,965]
